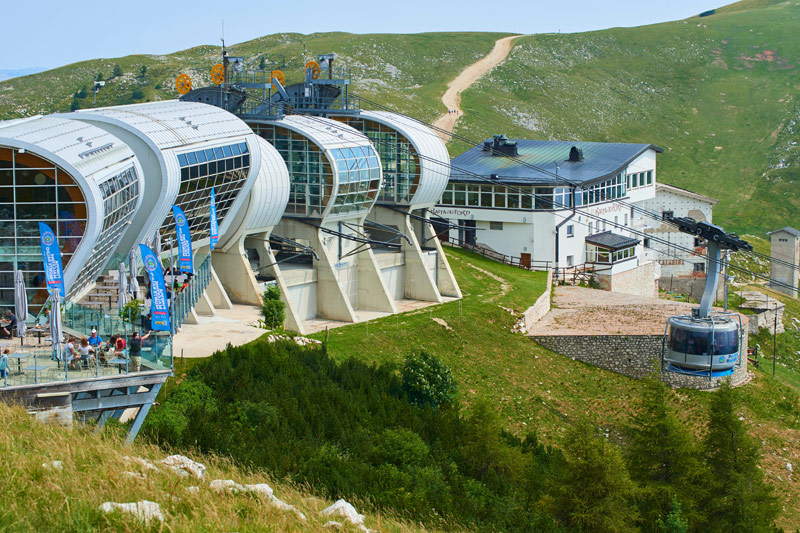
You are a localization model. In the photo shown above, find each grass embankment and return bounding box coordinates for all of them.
[307,246,652,442]
[0,403,419,532]
[302,247,800,529]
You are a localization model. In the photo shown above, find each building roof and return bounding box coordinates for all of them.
[585,231,640,250]
[768,226,800,237]
[71,100,253,150]
[655,183,718,205]
[450,139,662,187]
[0,115,136,179]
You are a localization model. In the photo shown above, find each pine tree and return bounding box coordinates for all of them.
[698,382,780,532]
[113,64,123,77]
[626,377,703,531]
[549,419,639,532]
[657,496,689,533]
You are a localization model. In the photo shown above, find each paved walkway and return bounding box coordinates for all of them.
[431,35,525,141]
[173,304,265,358]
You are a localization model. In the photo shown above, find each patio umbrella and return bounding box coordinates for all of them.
[129,249,140,301]
[118,262,128,312]
[14,270,27,345]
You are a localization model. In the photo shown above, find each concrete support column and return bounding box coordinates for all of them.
[425,219,462,298]
[357,246,398,313]
[313,226,358,323]
[211,240,262,306]
[206,267,233,310]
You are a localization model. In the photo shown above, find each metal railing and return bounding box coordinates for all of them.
[442,237,553,271]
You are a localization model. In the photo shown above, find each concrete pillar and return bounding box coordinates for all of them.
[206,267,233,310]
[313,225,358,323]
[357,246,398,313]
[211,240,262,306]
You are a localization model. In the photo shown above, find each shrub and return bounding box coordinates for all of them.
[401,350,457,408]
[119,298,143,324]
[261,285,285,329]
[112,64,123,77]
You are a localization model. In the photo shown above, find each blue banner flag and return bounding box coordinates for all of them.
[139,244,171,332]
[210,187,219,251]
[172,205,193,274]
[38,222,66,298]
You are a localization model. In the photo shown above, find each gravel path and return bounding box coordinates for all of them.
[528,285,732,336]
[431,35,524,141]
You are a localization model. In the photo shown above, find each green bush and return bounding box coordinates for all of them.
[119,299,142,324]
[401,350,457,408]
[260,285,285,329]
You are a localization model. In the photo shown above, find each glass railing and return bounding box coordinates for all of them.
[171,254,213,330]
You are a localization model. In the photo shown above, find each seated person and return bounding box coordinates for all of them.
[114,334,127,356]
[64,337,80,369]
[88,329,103,350]
[35,308,50,329]
[77,337,96,369]
[1,309,17,339]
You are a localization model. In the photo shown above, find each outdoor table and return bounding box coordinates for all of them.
[108,357,128,374]
[23,364,47,383]
[8,352,31,375]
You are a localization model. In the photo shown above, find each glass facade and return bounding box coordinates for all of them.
[574,172,627,206]
[334,116,419,204]
[439,184,572,210]
[161,141,251,244]
[252,123,381,217]
[72,166,140,296]
[585,243,635,264]
[0,147,87,312]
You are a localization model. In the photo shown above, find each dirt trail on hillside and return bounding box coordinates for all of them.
[431,35,525,142]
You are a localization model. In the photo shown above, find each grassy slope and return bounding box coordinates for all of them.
[457,0,800,235]
[305,247,800,530]
[0,32,507,125]
[0,403,423,532]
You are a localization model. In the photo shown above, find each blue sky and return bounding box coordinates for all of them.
[2,0,722,70]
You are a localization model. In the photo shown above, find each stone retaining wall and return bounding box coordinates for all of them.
[524,270,553,330]
[531,332,749,390]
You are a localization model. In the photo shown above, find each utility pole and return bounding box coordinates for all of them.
[773,300,778,377]
[723,250,729,311]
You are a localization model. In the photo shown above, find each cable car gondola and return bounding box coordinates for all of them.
[662,220,751,379]
[664,313,742,376]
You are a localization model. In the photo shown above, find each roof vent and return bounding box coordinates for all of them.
[491,134,518,157]
[568,146,584,162]
[483,141,492,151]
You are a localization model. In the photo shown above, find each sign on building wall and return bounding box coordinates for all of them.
[38,222,65,297]
[172,205,194,274]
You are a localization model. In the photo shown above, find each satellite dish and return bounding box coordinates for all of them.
[305,60,321,80]
[271,69,285,90]
[175,73,192,95]
[211,63,225,85]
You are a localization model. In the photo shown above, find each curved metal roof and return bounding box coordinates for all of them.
[66,101,261,252]
[72,100,253,149]
[359,110,450,208]
[451,140,661,187]
[0,115,137,180]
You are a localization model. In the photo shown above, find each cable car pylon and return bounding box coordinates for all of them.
[662,217,752,380]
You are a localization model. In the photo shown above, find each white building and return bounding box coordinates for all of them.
[768,227,800,297]
[639,183,719,296]
[434,136,662,296]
